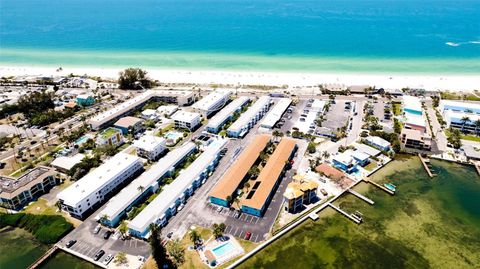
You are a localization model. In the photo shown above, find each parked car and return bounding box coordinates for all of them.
[94,225,101,234]
[216,206,223,213]
[94,250,105,261]
[167,232,174,238]
[103,230,112,240]
[245,231,252,240]
[234,211,241,219]
[65,239,77,248]
[177,204,185,211]
[103,254,114,265]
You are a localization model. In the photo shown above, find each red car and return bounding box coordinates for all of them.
[245,231,252,240]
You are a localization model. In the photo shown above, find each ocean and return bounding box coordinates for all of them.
[1,0,480,73]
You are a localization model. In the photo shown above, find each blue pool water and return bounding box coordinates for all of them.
[164,132,181,140]
[74,135,90,146]
[212,241,236,257]
[1,0,479,73]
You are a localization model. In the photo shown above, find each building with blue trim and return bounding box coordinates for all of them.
[206,96,250,133]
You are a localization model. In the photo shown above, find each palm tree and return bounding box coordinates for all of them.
[460,116,470,132]
[99,214,109,225]
[475,119,480,136]
[119,221,128,239]
[137,185,145,193]
[322,151,330,160]
[244,182,251,193]
[189,229,201,248]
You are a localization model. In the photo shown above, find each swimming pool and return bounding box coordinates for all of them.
[211,241,235,257]
[75,135,90,146]
[164,131,182,140]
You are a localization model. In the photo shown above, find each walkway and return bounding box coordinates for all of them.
[348,189,374,205]
[327,203,361,224]
[27,246,58,269]
[418,154,435,178]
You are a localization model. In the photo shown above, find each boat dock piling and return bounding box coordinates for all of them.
[348,189,374,205]
[364,178,395,195]
[327,203,361,224]
[418,154,436,178]
[27,245,58,269]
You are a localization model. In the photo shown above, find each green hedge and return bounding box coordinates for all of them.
[0,213,73,244]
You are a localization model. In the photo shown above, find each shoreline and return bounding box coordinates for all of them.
[1,65,479,92]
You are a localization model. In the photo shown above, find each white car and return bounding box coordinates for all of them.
[103,254,114,265]
[177,204,185,211]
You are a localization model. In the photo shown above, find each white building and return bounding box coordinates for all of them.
[95,142,196,227]
[172,111,201,131]
[260,98,292,129]
[365,136,391,152]
[402,95,423,116]
[128,138,227,238]
[89,89,195,130]
[50,153,85,173]
[57,153,143,219]
[205,96,250,133]
[227,96,271,138]
[439,100,480,133]
[141,109,158,121]
[157,105,179,117]
[133,135,167,161]
[191,89,232,118]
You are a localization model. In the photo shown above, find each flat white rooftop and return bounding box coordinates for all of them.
[206,96,250,130]
[128,138,227,234]
[405,113,427,127]
[228,96,271,133]
[51,153,85,171]
[57,153,141,207]
[171,110,201,122]
[260,98,292,129]
[133,135,166,152]
[192,89,231,111]
[403,95,422,113]
[96,142,196,222]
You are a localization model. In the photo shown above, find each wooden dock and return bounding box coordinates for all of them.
[328,203,361,224]
[348,189,374,205]
[418,154,435,178]
[27,245,58,269]
[364,178,395,195]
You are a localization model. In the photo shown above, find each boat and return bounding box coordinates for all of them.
[384,183,396,192]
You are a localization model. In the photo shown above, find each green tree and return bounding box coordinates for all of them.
[212,223,226,239]
[307,142,316,154]
[167,238,185,267]
[475,119,480,135]
[189,229,201,248]
[150,224,171,268]
[118,68,153,89]
[460,116,470,132]
[114,252,128,266]
[119,221,128,239]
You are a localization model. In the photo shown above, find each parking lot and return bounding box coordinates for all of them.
[322,100,352,133]
[59,205,150,266]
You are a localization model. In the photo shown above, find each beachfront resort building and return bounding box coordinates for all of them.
[260,98,292,129]
[133,135,167,161]
[209,134,271,207]
[76,93,95,107]
[191,89,232,118]
[113,116,144,135]
[227,96,271,138]
[57,153,143,219]
[128,138,227,238]
[241,138,297,217]
[96,127,124,148]
[172,111,201,131]
[438,100,480,133]
[205,96,250,133]
[283,175,318,213]
[0,167,57,210]
[365,136,391,152]
[89,89,195,130]
[96,142,196,227]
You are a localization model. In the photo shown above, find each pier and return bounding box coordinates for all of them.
[418,154,436,178]
[27,245,58,269]
[348,189,374,205]
[327,203,361,224]
[364,178,395,195]
[474,161,480,176]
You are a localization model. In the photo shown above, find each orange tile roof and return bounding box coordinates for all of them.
[315,163,345,179]
[114,116,143,128]
[209,134,271,201]
[242,138,297,210]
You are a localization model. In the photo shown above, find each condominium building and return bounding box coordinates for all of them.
[133,135,167,161]
[227,96,271,138]
[191,89,232,118]
[241,138,297,217]
[96,142,196,227]
[76,93,95,107]
[402,95,423,116]
[172,111,201,131]
[283,175,318,213]
[113,116,144,135]
[443,109,480,134]
[0,167,57,210]
[260,98,292,129]
[96,127,124,147]
[439,100,480,114]
[128,138,227,238]
[57,153,143,219]
[400,128,432,151]
[365,136,391,152]
[157,105,179,117]
[89,89,195,130]
[209,134,271,207]
[205,96,250,133]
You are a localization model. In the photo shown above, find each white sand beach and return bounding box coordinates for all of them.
[1,65,479,92]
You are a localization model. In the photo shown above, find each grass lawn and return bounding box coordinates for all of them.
[440,92,480,101]
[364,162,378,172]
[461,134,480,142]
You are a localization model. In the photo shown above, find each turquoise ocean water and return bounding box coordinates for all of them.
[1,0,480,73]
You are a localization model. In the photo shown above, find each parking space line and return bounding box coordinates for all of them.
[239,231,245,239]
[234,227,239,236]
[253,217,259,224]
[244,215,251,222]
[254,234,259,242]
